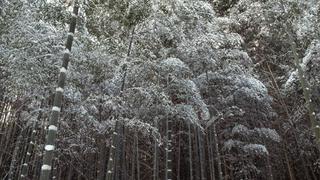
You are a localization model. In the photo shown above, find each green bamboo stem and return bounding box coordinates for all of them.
[188,123,193,180]
[165,116,172,180]
[39,1,79,179]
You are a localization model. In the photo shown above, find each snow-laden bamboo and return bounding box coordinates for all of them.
[279,0,320,148]
[39,1,79,179]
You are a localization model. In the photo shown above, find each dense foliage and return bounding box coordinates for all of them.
[1,0,320,179]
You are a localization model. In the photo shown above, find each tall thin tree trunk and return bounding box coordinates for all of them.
[153,119,159,180]
[97,135,107,180]
[32,144,41,180]
[39,1,79,180]
[207,128,215,180]
[8,134,23,180]
[120,26,135,93]
[188,123,193,180]
[52,157,58,180]
[213,124,223,180]
[131,134,136,180]
[113,121,124,180]
[197,127,206,180]
[19,124,37,180]
[67,167,73,180]
[176,123,181,180]
[106,123,117,180]
[0,111,15,166]
[223,158,228,180]
[285,150,295,180]
[135,132,140,180]
[121,126,127,180]
[266,155,273,180]
[193,126,200,180]
[20,101,43,180]
[165,116,172,180]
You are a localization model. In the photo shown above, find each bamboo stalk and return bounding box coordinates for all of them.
[105,126,116,180]
[188,123,193,180]
[279,0,320,147]
[20,101,43,180]
[8,134,23,180]
[153,119,159,180]
[136,131,140,180]
[177,123,181,180]
[165,116,172,180]
[197,127,206,180]
[193,125,200,180]
[213,124,223,180]
[39,1,79,179]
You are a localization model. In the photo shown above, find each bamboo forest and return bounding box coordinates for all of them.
[1,0,320,179]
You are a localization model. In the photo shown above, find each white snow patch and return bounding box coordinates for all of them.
[52,106,61,112]
[48,125,58,131]
[41,165,52,170]
[60,67,67,73]
[45,145,55,151]
[56,87,64,93]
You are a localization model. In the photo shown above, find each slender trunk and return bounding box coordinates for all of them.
[18,136,29,177]
[207,128,215,180]
[58,166,63,180]
[298,150,312,180]
[0,99,5,121]
[267,155,273,180]
[114,121,124,180]
[121,26,135,93]
[52,157,58,180]
[213,124,223,180]
[19,125,37,180]
[223,158,228,180]
[165,116,172,180]
[68,167,73,180]
[197,127,206,180]
[0,112,15,165]
[127,27,135,57]
[32,145,41,180]
[136,132,140,180]
[177,123,181,180]
[188,123,193,180]
[8,134,23,180]
[284,151,295,180]
[292,134,312,180]
[193,126,200,180]
[39,1,79,180]
[20,101,43,180]
[307,159,318,180]
[0,100,8,131]
[97,135,107,180]
[153,119,159,180]
[106,123,117,180]
[121,126,127,180]
[132,132,136,180]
